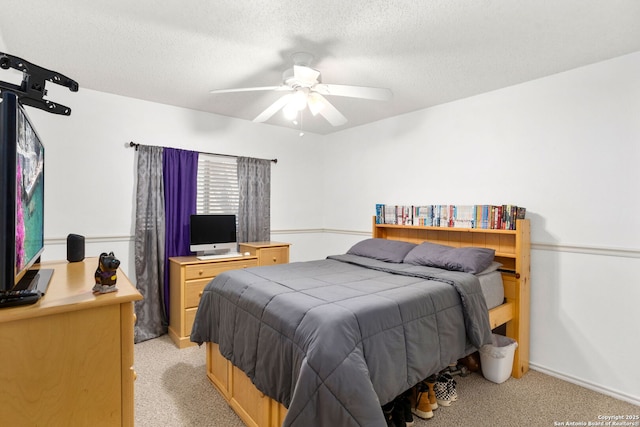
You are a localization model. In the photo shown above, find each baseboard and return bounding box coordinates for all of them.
[529,363,640,407]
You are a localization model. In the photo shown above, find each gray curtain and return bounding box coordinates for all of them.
[237,157,271,242]
[134,145,168,343]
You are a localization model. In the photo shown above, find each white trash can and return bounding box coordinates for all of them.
[479,334,518,384]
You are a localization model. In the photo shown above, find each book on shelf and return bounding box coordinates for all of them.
[375,203,526,230]
[375,204,385,225]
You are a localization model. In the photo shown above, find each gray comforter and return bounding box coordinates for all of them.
[191,254,492,427]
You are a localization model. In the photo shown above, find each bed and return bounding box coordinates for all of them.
[191,218,530,427]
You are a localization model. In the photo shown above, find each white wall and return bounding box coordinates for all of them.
[322,52,640,405]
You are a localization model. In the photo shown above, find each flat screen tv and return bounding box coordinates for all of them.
[189,214,238,258]
[0,91,53,293]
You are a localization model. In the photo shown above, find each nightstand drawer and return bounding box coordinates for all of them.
[185,259,258,280]
[259,247,289,265]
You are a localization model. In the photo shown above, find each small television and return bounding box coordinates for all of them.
[189,214,238,257]
[0,91,53,293]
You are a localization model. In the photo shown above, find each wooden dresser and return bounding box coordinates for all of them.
[168,242,290,349]
[0,258,142,427]
[168,255,258,349]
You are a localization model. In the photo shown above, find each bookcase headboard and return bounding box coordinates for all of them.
[372,216,531,378]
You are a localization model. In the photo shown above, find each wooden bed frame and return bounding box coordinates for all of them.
[204,218,531,427]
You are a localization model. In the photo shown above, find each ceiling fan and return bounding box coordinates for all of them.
[210,52,392,127]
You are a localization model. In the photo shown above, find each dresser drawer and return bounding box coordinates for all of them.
[185,258,258,280]
[259,247,289,266]
[184,307,198,336]
[169,256,261,349]
[185,278,210,308]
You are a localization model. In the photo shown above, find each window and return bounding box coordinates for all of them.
[196,154,239,215]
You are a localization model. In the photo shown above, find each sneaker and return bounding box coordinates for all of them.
[434,375,454,407]
[411,382,434,419]
[439,372,458,402]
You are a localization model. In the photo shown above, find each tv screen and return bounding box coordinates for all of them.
[15,100,45,280]
[0,91,50,292]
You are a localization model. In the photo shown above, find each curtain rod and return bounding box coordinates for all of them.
[127,141,277,164]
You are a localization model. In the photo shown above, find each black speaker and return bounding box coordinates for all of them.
[67,234,85,263]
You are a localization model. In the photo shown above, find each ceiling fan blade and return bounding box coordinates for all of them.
[314,94,347,126]
[314,83,392,101]
[293,65,321,85]
[210,85,289,94]
[253,94,293,123]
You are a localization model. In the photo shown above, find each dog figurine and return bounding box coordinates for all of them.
[93,251,120,294]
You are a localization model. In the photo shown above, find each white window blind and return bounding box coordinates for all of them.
[196,154,239,215]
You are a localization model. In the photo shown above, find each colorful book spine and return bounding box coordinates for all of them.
[375,204,525,229]
[375,204,384,224]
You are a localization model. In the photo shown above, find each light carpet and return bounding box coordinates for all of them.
[134,334,639,426]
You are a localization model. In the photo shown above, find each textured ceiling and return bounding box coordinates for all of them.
[1,1,640,135]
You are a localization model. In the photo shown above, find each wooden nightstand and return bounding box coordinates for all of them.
[239,241,290,266]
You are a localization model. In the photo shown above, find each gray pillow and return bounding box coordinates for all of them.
[403,242,495,274]
[347,238,417,263]
[477,261,503,276]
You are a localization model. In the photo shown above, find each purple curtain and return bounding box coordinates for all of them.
[163,148,198,319]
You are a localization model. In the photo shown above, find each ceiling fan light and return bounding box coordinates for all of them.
[291,89,308,111]
[307,93,325,116]
[282,103,298,120]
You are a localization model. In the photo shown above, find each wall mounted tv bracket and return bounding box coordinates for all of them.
[0,51,78,116]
